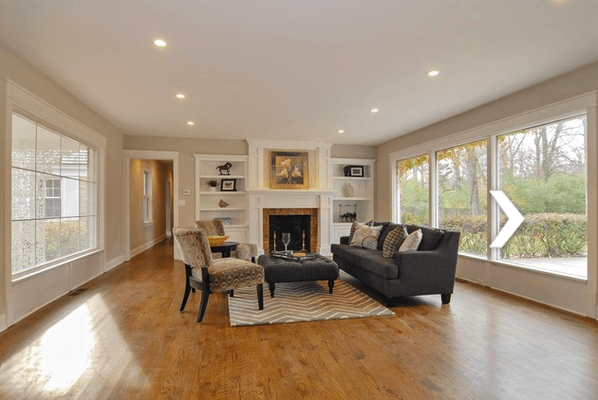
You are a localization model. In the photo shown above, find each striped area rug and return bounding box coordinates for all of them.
[228,279,395,326]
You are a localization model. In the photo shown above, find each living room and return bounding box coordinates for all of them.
[1,0,598,398]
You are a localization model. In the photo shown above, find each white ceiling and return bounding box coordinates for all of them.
[1,0,597,145]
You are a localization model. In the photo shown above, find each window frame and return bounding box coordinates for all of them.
[7,81,106,282]
[390,92,597,281]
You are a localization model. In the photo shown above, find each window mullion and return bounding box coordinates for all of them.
[429,151,438,228]
[488,135,499,260]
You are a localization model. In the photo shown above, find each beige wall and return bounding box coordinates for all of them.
[129,159,172,253]
[375,61,598,221]
[1,41,124,325]
[123,136,376,228]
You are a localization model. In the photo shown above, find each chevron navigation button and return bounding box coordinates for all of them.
[490,190,524,249]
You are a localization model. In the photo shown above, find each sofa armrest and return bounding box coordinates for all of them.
[340,236,350,245]
[393,250,457,284]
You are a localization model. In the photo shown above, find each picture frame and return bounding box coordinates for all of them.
[270,151,309,190]
[343,165,364,177]
[221,178,237,191]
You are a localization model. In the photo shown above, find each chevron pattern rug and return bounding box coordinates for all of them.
[228,280,395,326]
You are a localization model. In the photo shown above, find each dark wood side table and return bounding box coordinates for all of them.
[210,241,238,258]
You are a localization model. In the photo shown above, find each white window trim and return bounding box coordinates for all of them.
[389,91,597,283]
[5,80,106,283]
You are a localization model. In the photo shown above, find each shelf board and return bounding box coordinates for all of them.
[332,176,370,180]
[200,175,245,179]
[200,207,245,211]
[333,197,371,201]
[200,191,246,195]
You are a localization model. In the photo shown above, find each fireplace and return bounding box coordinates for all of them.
[263,208,318,254]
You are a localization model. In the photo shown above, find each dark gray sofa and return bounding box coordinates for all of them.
[331,223,460,304]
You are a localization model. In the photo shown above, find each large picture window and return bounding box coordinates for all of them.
[396,155,430,225]
[437,140,487,257]
[11,114,98,276]
[497,115,587,278]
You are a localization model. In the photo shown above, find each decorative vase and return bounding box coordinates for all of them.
[209,186,216,192]
[343,183,354,198]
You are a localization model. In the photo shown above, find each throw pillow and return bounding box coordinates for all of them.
[362,235,378,250]
[399,229,423,252]
[382,226,408,258]
[350,224,383,248]
[348,221,375,243]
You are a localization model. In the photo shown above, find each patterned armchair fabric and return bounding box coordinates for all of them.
[173,227,265,323]
[195,219,258,261]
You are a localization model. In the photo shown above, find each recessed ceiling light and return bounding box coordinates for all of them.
[427,70,440,77]
[187,121,194,126]
[315,136,320,140]
[370,108,379,114]
[338,129,345,134]
[154,39,167,47]
[176,93,185,99]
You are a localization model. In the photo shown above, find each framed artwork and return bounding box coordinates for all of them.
[221,178,237,191]
[270,151,309,190]
[343,165,364,177]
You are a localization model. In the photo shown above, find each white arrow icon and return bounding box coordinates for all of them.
[490,190,524,248]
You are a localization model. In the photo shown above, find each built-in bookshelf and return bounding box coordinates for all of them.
[194,154,249,242]
[330,158,376,243]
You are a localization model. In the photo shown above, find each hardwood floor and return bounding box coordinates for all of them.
[1,238,598,399]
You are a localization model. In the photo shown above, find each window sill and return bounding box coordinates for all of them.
[12,248,103,284]
[457,253,588,282]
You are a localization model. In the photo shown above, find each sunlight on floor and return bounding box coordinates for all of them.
[0,294,147,396]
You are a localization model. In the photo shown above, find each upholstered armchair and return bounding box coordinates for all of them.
[173,227,264,323]
[195,219,258,262]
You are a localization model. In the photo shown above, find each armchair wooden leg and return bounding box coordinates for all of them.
[197,290,210,323]
[441,294,452,304]
[180,283,191,312]
[257,283,264,310]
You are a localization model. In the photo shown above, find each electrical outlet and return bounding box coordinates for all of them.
[182,189,191,195]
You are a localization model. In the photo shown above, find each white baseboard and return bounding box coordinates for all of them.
[105,255,125,272]
[130,235,167,259]
[0,314,6,333]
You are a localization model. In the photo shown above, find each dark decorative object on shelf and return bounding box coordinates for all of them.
[216,162,233,175]
[343,165,364,177]
[221,178,237,191]
[218,199,230,208]
[338,203,357,223]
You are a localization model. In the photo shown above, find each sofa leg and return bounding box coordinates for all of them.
[441,294,451,304]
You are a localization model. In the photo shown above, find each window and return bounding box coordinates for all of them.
[437,140,487,257]
[143,169,152,223]
[11,114,97,276]
[396,155,430,225]
[44,179,61,218]
[497,115,587,278]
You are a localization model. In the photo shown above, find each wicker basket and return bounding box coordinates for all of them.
[208,235,229,246]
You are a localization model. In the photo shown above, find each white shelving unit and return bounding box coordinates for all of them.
[194,154,249,243]
[330,158,376,243]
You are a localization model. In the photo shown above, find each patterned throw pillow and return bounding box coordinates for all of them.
[362,235,378,250]
[382,226,408,258]
[399,229,423,252]
[348,221,373,243]
[350,225,383,248]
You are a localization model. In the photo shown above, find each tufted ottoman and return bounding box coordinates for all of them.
[257,254,339,298]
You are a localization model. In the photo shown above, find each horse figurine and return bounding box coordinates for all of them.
[216,162,232,175]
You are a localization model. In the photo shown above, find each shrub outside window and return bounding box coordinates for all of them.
[11,114,97,276]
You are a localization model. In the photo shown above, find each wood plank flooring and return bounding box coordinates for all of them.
[1,238,598,399]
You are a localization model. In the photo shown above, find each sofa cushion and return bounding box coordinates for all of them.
[358,252,399,279]
[406,225,444,251]
[332,243,378,262]
[382,225,408,258]
[400,229,423,252]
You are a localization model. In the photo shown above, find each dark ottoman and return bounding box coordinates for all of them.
[257,254,339,297]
